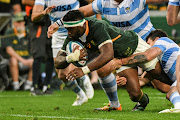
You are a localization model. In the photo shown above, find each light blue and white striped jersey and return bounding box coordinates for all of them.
[35,0,79,37]
[92,0,155,40]
[168,0,180,6]
[152,37,180,82]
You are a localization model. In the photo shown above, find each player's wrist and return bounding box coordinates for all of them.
[66,50,80,63]
[82,66,91,74]
[56,19,64,28]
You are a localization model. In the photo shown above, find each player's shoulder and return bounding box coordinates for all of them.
[157,37,174,44]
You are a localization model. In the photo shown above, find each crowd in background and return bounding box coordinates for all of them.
[0,0,55,93]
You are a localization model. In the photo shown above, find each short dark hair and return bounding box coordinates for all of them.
[146,29,168,42]
[63,10,84,22]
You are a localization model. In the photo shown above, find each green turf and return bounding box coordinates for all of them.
[0,87,180,120]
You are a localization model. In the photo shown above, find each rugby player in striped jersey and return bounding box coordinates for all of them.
[115,29,180,113]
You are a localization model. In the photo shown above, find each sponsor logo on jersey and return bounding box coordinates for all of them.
[111,21,131,27]
[91,40,97,46]
[125,7,131,13]
[52,5,72,12]
[125,47,133,56]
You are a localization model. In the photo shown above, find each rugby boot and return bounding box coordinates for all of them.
[159,108,180,113]
[132,93,149,111]
[94,104,122,111]
[72,95,88,106]
[83,76,94,99]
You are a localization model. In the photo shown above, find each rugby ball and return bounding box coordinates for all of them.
[66,41,87,67]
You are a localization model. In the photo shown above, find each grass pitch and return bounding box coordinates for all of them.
[0,87,180,120]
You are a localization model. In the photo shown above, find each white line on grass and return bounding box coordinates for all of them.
[149,97,166,99]
[0,114,114,120]
[146,93,165,95]
[0,94,62,98]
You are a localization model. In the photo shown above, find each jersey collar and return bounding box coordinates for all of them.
[79,20,89,42]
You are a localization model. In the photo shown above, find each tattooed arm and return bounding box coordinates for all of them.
[116,47,162,66]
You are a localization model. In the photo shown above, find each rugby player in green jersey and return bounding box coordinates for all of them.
[54,10,166,111]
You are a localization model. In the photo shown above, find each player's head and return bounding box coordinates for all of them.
[63,10,86,40]
[63,10,84,21]
[146,29,168,46]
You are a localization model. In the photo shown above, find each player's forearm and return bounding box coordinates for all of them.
[167,5,180,26]
[87,44,114,72]
[78,4,95,17]
[121,54,148,65]
[31,5,46,22]
[21,0,35,7]
[87,52,114,72]
[31,11,45,22]
[121,47,161,65]
[166,16,180,26]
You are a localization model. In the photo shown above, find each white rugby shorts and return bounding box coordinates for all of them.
[116,35,158,73]
[52,34,66,58]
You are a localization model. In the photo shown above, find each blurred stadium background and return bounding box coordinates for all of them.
[0,1,180,119]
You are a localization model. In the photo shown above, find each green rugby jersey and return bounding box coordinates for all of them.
[62,17,138,58]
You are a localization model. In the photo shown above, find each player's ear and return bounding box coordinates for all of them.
[155,37,160,41]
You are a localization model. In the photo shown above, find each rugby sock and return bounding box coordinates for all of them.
[99,73,120,108]
[170,92,180,109]
[64,80,86,97]
[77,75,94,99]
[138,90,149,106]
[76,75,86,87]
[76,75,90,87]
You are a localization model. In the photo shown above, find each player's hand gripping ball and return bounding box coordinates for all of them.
[66,41,88,67]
